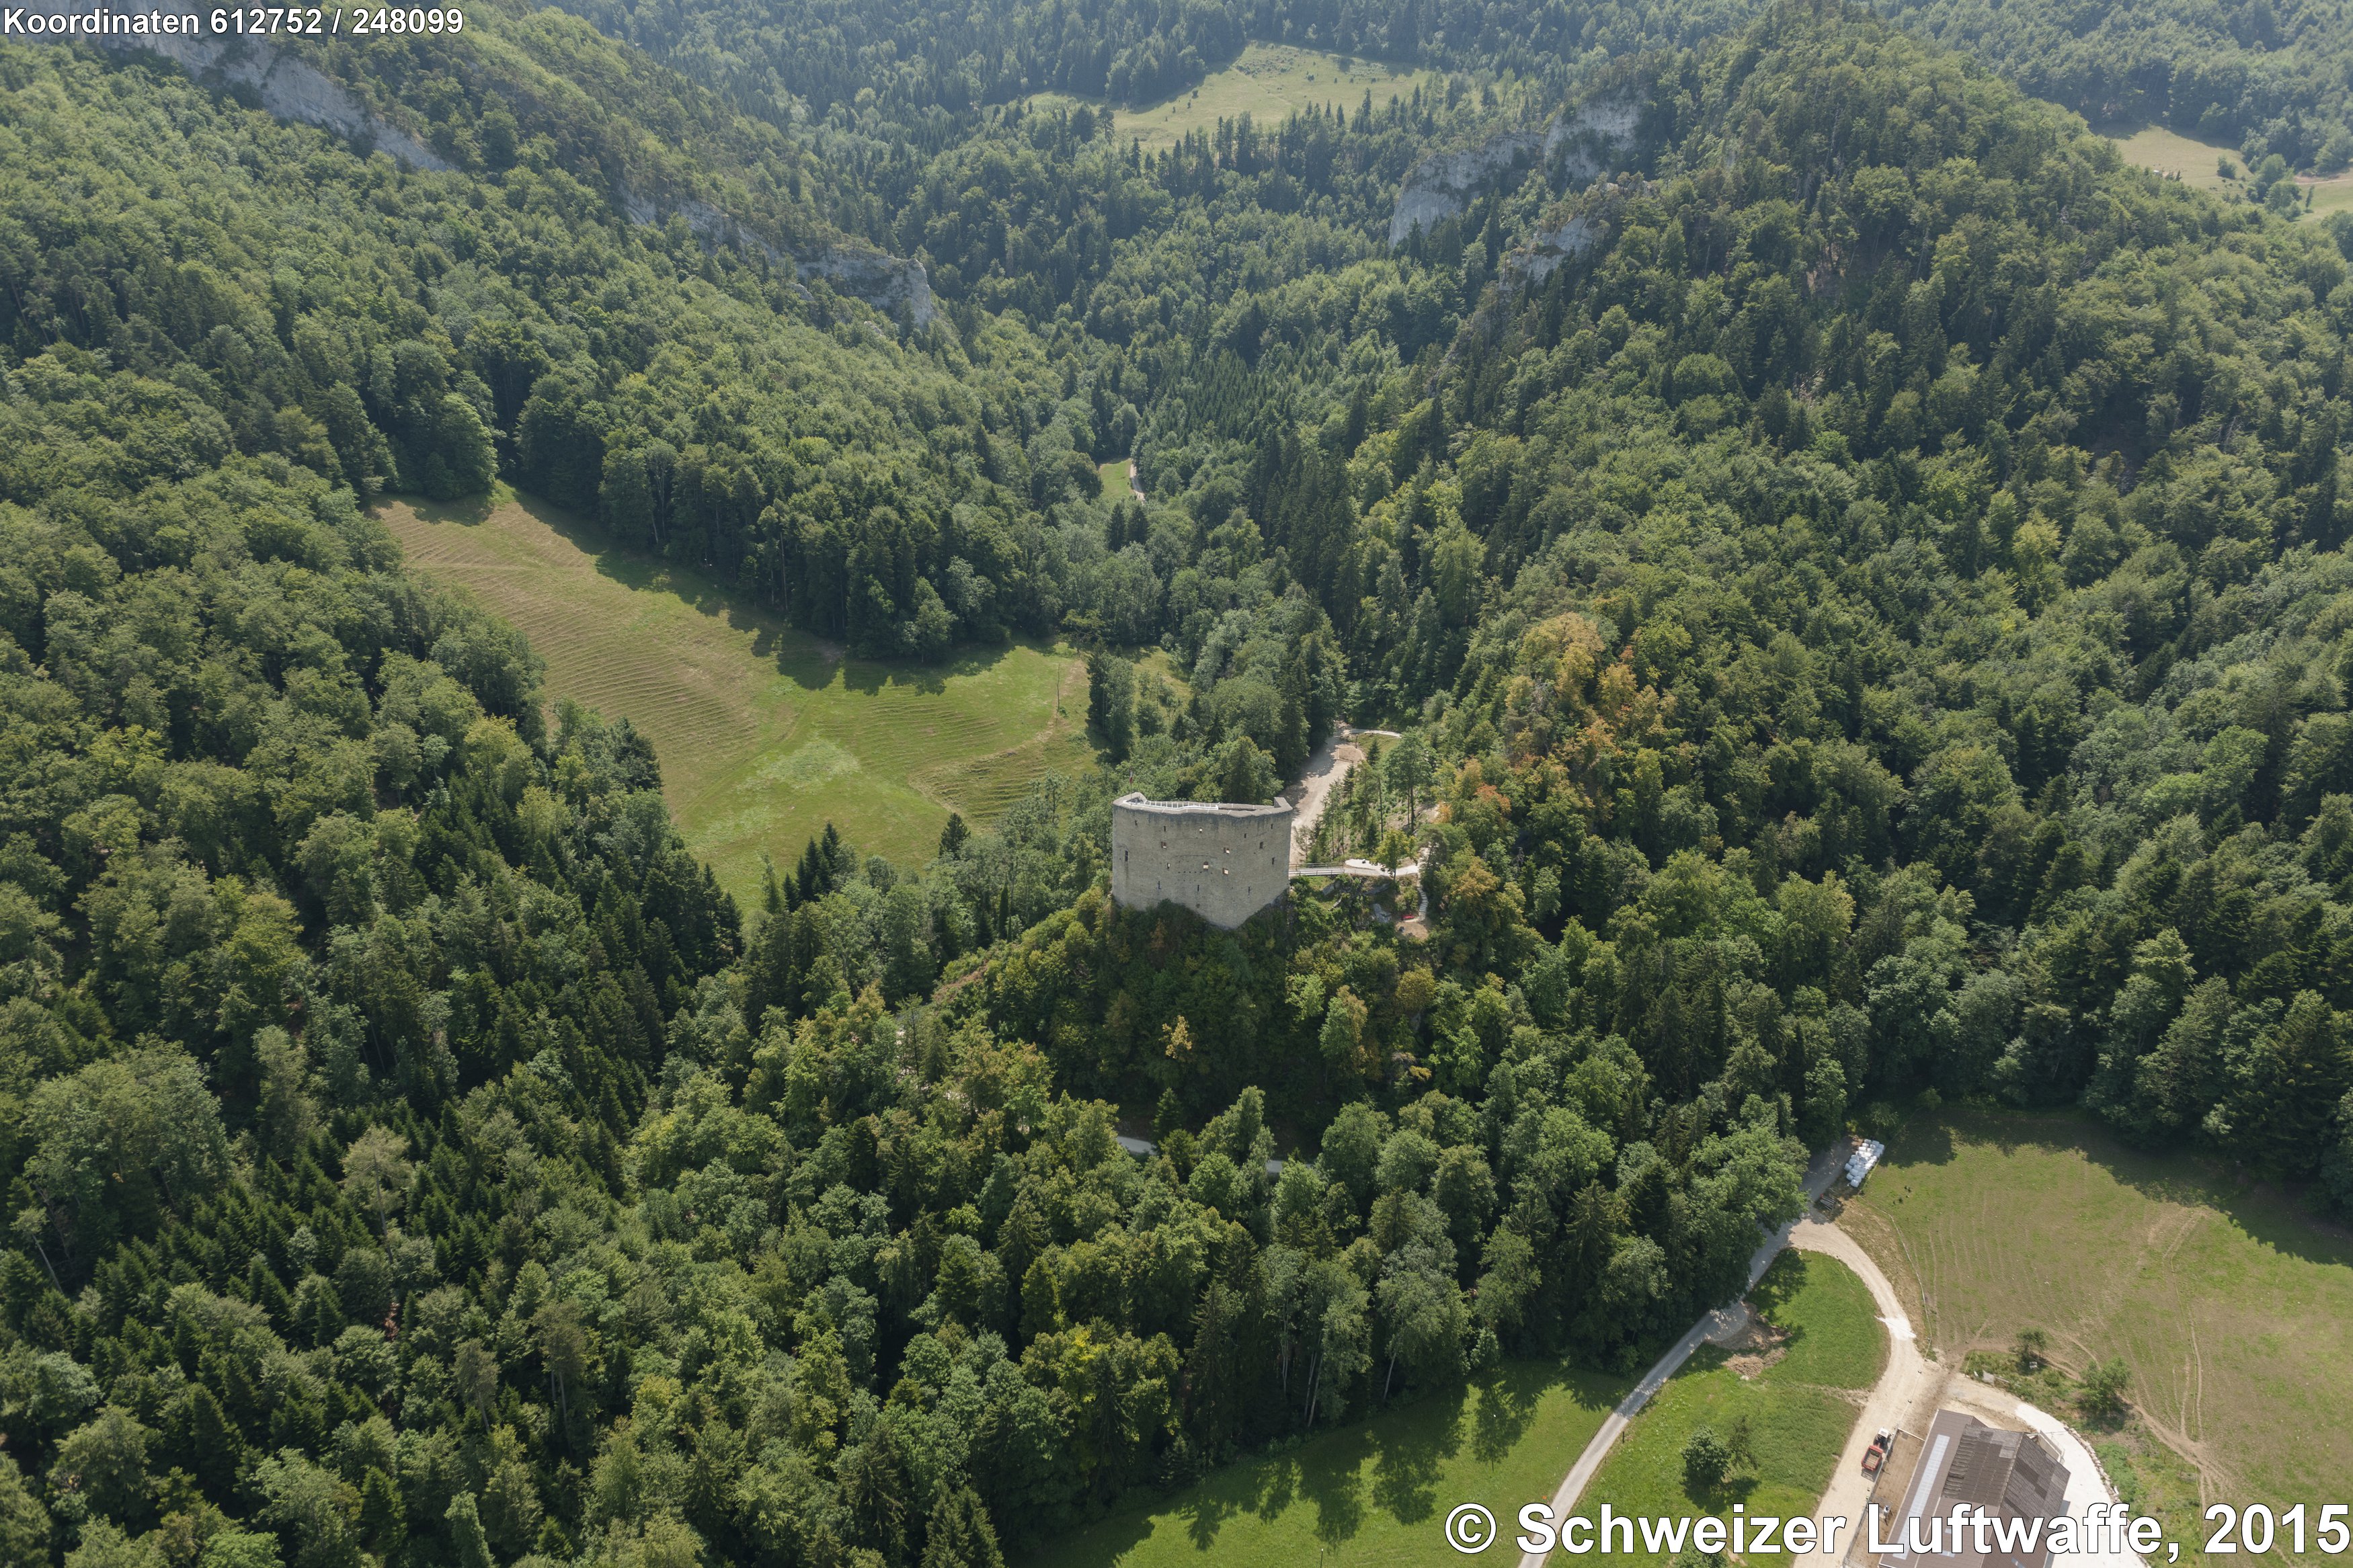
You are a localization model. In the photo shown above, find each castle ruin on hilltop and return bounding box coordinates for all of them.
[1110,793,1295,928]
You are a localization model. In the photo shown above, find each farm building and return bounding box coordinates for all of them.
[1876,1409,2071,1568]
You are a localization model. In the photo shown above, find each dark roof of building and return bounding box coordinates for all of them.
[1944,1420,2069,1521]
[1880,1409,2072,1568]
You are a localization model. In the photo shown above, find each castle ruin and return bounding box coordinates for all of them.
[1110,793,1295,928]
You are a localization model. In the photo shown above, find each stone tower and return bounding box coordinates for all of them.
[1110,793,1294,928]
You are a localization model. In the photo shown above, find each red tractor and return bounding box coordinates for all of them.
[1862,1430,1895,1475]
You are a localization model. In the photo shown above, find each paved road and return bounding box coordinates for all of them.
[1515,1147,1845,1568]
[1519,1157,2151,1568]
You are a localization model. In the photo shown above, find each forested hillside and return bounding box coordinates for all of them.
[0,23,1112,661]
[549,0,2353,177]
[6,2,2353,1567]
[538,0,1694,131]
[1878,0,2353,171]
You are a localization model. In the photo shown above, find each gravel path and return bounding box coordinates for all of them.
[1282,723,1398,868]
[1790,1216,1942,1559]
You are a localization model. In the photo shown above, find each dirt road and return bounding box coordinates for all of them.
[1791,1216,2146,1568]
[1790,1216,1941,1558]
[1281,723,1398,868]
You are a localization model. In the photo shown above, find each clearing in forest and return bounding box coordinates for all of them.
[1840,1108,2353,1529]
[380,487,1094,903]
[2106,123,2241,192]
[1035,43,1444,154]
[2105,123,2353,217]
[1027,1361,1626,1568]
[1566,1250,1886,1563]
[2300,171,2353,216]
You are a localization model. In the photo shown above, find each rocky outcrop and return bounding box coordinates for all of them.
[34,21,452,170]
[1386,96,1640,245]
[48,16,941,329]
[626,193,939,328]
[1507,212,1603,284]
[1388,126,1551,245]
[796,247,939,329]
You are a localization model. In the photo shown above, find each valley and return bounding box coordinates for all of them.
[5,1,2353,1565]
[381,488,1092,903]
[1074,42,1442,153]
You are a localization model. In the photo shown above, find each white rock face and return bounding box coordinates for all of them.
[34,21,452,170]
[797,246,940,329]
[1509,213,1603,283]
[1386,97,1640,246]
[1389,127,1550,245]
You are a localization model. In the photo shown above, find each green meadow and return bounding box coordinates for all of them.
[381,487,1094,903]
[2107,122,2353,215]
[1567,1250,1884,1564]
[1843,1108,2353,1524]
[1028,1361,1628,1568]
[1033,42,1443,154]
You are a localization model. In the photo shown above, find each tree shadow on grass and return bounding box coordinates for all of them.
[1366,1380,1470,1524]
[1167,1444,1298,1550]
[387,488,499,527]
[1747,1248,1808,1319]
[1043,1508,1154,1568]
[1168,1432,1370,1551]
[1470,1361,1553,1465]
[1146,1361,1605,1557]
[1888,1105,2353,1270]
[822,636,1058,700]
[1745,1249,1822,1366]
[483,487,1072,700]
[1296,1440,1369,1546]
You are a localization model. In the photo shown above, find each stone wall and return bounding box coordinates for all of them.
[1110,794,1293,929]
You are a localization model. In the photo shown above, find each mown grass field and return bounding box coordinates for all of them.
[1034,44,1443,154]
[1028,1360,1628,1568]
[380,487,1093,902]
[2301,173,2353,216]
[2108,124,2240,191]
[1565,1250,1884,1564]
[1841,1108,2353,1521]
[2106,122,2353,216]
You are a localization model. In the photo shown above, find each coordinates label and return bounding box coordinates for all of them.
[2,7,467,37]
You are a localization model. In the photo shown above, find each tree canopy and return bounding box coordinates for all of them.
[6,1,2353,1565]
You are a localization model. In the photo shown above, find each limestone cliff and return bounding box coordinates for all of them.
[1386,97,1640,245]
[49,24,451,170]
[46,19,937,328]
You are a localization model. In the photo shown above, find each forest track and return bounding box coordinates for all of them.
[1282,723,1400,868]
